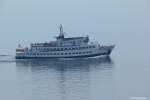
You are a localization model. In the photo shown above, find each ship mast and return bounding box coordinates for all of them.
[58,24,64,38]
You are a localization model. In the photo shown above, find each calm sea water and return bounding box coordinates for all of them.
[0,0,150,100]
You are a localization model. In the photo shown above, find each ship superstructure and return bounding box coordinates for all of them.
[16,25,115,59]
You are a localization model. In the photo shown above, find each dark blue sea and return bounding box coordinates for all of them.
[0,0,150,100]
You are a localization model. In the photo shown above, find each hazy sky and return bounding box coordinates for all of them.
[0,0,149,55]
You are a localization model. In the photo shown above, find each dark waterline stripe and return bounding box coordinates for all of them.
[16,52,110,59]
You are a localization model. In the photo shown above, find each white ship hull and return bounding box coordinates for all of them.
[16,45,115,59]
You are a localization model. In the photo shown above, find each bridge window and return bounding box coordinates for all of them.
[56,48,60,51]
[61,48,63,51]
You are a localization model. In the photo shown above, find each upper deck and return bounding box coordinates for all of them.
[31,36,89,47]
[31,25,89,47]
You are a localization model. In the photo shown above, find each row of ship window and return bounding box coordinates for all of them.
[27,51,92,56]
[33,46,96,51]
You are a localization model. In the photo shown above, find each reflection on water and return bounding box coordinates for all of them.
[15,57,114,100]
[16,56,113,71]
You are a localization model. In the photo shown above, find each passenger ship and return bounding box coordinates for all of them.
[16,25,115,59]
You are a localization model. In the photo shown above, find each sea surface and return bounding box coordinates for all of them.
[0,0,150,100]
